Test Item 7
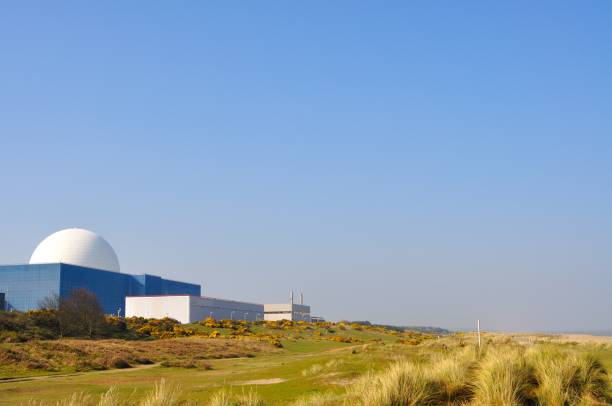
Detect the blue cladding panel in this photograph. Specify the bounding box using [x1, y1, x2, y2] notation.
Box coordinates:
[129, 275, 146, 296]
[143, 274, 162, 294]
[59, 264, 131, 315]
[0, 264, 61, 311]
[0, 263, 201, 314]
[162, 278, 201, 296]
[133, 274, 200, 296]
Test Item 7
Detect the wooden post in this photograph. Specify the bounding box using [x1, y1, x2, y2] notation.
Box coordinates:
[477, 319, 481, 350]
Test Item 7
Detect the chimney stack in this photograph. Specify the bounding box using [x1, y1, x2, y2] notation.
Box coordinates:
[300, 292, 304, 305]
[290, 290, 294, 305]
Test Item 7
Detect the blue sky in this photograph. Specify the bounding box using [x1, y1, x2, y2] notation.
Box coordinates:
[1, 2, 611, 331]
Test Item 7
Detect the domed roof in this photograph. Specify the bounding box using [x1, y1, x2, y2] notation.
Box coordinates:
[29, 228, 120, 273]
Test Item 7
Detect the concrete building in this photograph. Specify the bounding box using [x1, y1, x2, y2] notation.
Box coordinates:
[126, 295, 264, 323]
[0, 229, 200, 314]
[263, 291, 311, 321]
[263, 303, 311, 321]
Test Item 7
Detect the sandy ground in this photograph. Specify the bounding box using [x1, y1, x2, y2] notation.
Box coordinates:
[552, 334, 612, 344]
[475, 332, 612, 345]
[237, 378, 287, 385]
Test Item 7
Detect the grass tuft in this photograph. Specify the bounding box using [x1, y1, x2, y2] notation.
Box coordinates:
[471, 346, 536, 406]
[139, 379, 181, 406]
[97, 386, 120, 406]
[208, 388, 265, 406]
[348, 360, 444, 406]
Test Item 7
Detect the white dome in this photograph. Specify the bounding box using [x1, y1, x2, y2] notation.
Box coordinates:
[30, 228, 120, 273]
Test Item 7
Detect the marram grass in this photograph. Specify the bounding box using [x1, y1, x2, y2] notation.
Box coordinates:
[344, 343, 609, 406]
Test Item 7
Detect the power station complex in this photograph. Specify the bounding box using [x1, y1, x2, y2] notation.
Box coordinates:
[0, 228, 311, 323]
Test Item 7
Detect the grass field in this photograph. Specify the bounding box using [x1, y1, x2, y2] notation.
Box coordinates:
[0, 323, 610, 405]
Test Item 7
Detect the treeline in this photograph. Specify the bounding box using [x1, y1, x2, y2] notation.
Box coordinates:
[350, 320, 450, 335]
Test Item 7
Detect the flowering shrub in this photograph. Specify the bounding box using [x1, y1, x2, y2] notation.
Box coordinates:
[201, 317, 220, 328]
[104, 315, 127, 332]
[327, 335, 360, 343]
[125, 317, 184, 339]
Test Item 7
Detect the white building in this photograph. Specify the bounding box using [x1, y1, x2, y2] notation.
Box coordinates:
[263, 303, 311, 322]
[126, 295, 264, 324]
[126, 292, 311, 324]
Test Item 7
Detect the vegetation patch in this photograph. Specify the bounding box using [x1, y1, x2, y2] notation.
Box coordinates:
[0, 337, 274, 376]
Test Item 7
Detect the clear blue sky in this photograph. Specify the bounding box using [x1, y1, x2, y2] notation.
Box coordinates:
[1, 2, 611, 332]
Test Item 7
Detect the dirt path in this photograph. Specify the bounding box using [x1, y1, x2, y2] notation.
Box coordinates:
[0, 362, 160, 384]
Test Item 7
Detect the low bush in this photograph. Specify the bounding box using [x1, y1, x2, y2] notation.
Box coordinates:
[108, 357, 131, 369]
[159, 358, 212, 369]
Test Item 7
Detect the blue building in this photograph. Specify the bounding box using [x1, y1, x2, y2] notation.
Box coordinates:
[0, 228, 201, 315]
[0, 263, 200, 314]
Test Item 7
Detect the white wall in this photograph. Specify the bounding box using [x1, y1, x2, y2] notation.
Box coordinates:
[127, 296, 312, 323]
[126, 295, 191, 323]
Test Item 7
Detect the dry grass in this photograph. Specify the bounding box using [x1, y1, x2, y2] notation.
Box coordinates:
[429, 346, 478, 403]
[344, 342, 609, 406]
[301, 358, 346, 377]
[526, 346, 610, 405]
[140, 379, 182, 406]
[349, 360, 444, 405]
[470, 347, 536, 406]
[301, 363, 324, 377]
[21, 336, 611, 406]
[344, 345, 477, 405]
[25, 379, 182, 406]
[289, 392, 343, 406]
[1, 337, 275, 373]
[97, 386, 120, 405]
[207, 388, 266, 406]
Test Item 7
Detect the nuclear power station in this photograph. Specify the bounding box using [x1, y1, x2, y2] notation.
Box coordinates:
[0, 228, 312, 323]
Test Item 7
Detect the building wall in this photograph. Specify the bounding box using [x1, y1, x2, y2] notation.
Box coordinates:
[264, 303, 311, 321]
[189, 296, 263, 322]
[60, 263, 131, 315]
[125, 295, 192, 323]
[130, 274, 201, 296]
[125, 295, 265, 323]
[0, 263, 201, 314]
[0, 264, 61, 311]
[162, 278, 201, 296]
[263, 312, 291, 321]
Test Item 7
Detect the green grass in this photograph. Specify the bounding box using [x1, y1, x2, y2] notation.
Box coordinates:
[0, 324, 413, 405]
[0, 329, 609, 405]
[279, 339, 347, 353]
